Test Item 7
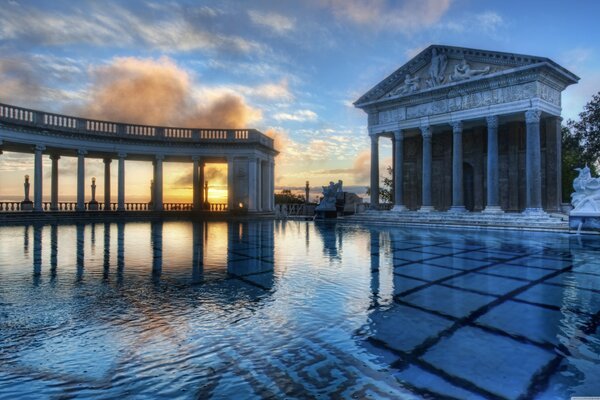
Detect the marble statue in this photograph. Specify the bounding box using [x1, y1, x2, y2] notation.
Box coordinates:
[450, 59, 491, 82]
[427, 48, 447, 87]
[390, 74, 419, 96]
[571, 165, 600, 214]
[316, 180, 343, 211]
[89, 177, 99, 210]
[23, 175, 31, 202]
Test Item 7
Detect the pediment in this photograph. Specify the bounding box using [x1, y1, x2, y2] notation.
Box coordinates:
[354, 45, 578, 107]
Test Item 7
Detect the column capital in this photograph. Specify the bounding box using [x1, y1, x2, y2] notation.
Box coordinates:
[191, 155, 201, 162]
[369, 132, 379, 140]
[103, 157, 112, 164]
[420, 125, 432, 139]
[525, 109, 542, 124]
[35, 144, 46, 152]
[451, 121, 463, 134]
[486, 115, 499, 129]
[77, 149, 88, 156]
[49, 154, 61, 161]
[117, 152, 127, 159]
[155, 154, 165, 161]
[393, 129, 404, 141]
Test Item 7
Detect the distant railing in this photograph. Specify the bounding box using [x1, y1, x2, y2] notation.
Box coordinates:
[0, 201, 229, 212]
[0, 102, 275, 149]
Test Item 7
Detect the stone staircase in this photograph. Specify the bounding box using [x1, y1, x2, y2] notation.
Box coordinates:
[342, 210, 570, 232]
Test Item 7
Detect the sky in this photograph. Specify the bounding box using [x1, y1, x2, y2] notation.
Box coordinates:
[0, 0, 599, 202]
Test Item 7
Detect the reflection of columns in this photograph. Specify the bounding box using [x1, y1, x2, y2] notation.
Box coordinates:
[153, 155, 164, 211]
[33, 224, 42, 277]
[103, 222, 111, 274]
[483, 116, 502, 213]
[369, 134, 379, 208]
[50, 154, 60, 211]
[151, 221, 163, 281]
[525, 109, 543, 213]
[192, 156, 200, 210]
[117, 153, 126, 211]
[76, 223, 84, 280]
[192, 221, 204, 283]
[369, 230, 380, 304]
[450, 121, 466, 212]
[103, 158, 111, 211]
[248, 157, 258, 211]
[392, 130, 406, 211]
[227, 157, 235, 210]
[419, 125, 434, 212]
[34, 145, 45, 212]
[50, 224, 58, 277]
[76, 149, 87, 211]
[257, 160, 262, 211]
[117, 222, 125, 281]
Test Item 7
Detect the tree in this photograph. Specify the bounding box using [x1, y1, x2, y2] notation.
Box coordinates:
[365, 166, 393, 203]
[274, 189, 305, 204]
[562, 91, 600, 201]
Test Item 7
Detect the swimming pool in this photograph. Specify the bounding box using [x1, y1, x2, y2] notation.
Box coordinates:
[0, 220, 598, 398]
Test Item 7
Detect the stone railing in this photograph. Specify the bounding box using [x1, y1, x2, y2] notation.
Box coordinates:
[0, 102, 275, 149]
[0, 202, 229, 212]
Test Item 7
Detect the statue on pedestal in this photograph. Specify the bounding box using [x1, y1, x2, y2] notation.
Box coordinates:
[88, 177, 99, 210]
[315, 180, 345, 219]
[21, 175, 33, 210]
[571, 165, 600, 214]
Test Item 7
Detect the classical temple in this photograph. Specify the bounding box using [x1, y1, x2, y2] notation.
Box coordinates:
[355, 45, 579, 214]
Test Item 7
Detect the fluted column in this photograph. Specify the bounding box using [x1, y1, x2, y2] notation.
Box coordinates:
[192, 156, 200, 210]
[154, 154, 164, 211]
[370, 133, 379, 209]
[268, 160, 275, 212]
[525, 109, 544, 214]
[483, 116, 502, 213]
[34, 145, 45, 212]
[50, 154, 60, 211]
[392, 130, 406, 211]
[199, 160, 205, 209]
[257, 160, 263, 211]
[248, 157, 258, 211]
[227, 157, 235, 211]
[450, 121, 466, 212]
[418, 125, 434, 212]
[117, 153, 126, 211]
[76, 149, 87, 211]
[103, 158, 111, 210]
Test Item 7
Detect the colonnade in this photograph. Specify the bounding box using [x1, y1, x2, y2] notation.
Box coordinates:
[370, 108, 552, 214]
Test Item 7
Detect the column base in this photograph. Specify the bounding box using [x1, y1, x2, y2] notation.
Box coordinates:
[522, 207, 546, 216]
[482, 205, 504, 214]
[391, 205, 407, 212]
[369, 204, 380, 211]
[449, 206, 467, 213]
[417, 205, 435, 213]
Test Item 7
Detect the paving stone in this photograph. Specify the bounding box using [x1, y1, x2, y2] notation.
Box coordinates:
[422, 326, 555, 399]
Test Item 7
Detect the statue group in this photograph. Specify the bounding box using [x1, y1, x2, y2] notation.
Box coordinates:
[571, 165, 600, 214]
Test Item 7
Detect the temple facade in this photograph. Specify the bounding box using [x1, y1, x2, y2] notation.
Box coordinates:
[355, 45, 579, 214]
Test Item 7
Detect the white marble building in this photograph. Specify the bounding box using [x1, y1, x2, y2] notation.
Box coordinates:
[355, 45, 579, 214]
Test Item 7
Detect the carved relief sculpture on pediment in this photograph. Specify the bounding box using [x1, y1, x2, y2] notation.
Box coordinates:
[390, 74, 420, 96]
[426, 48, 448, 87]
[449, 59, 491, 82]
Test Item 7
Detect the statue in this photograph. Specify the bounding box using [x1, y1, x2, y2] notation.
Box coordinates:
[21, 174, 33, 210]
[390, 74, 419, 96]
[315, 180, 343, 218]
[89, 177, 99, 210]
[571, 165, 600, 214]
[450, 59, 491, 82]
[426, 48, 447, 87]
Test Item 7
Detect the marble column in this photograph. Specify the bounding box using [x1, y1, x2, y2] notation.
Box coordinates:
[450, 121, 466, 212]
[525, 109, 544, 214]
[257, 160, 263, 211]
[261, 160, 269, 211]
[192, 156, 200, 210]
[50, 154, 60, 211]
[34, 145, 45, 212]
[248, 157, 258, 211]
[483, 115, 502, 213]
[117, 153, 126, 211]
[369, 133, 379, 209]
[392, 130, 406, 211]
[268, 160, 275, 212]
[227, 157, 235, 211]
[76, 149, 87, 211]
[103, 158, 111, 211]
[418, 126, 434, 212]
[199, 160, 205, 209]
[154, 155, 164, 211]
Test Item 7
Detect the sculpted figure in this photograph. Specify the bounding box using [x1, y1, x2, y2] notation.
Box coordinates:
[427, 48, 447, 87]
[390, 74, 419, 96]
[317, 181, 338, 211]
[571, 165, 600, 213]
[450, 59, 491, 82]
[23, 175, 30, 201]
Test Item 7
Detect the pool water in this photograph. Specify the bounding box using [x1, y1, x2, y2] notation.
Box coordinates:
[0, 220, 599, 399]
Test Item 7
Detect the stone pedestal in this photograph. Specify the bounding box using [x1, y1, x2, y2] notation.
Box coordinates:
[569, 213, 600, 231]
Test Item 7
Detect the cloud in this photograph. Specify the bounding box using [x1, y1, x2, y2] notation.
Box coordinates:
[273, 109, 318, 122]
[71, 56, 261, 128]
[248, 10, 295, 34]
[318, 0, 451, 33]
[0, 1, 262, 54]
[437, 10, 506, 37]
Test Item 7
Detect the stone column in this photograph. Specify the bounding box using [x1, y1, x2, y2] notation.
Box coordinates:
[483, 115, 502, 213]
[50, 154, 60, 211]
[199, 160, 205, 209]
[261, 160, 269, 211]
[248, 157, 258, 211]
[269, 160, 275, 212]
[525, 109, 544, 214]
[103, 158, 111, 210]
[227, 157, 235, 211]
[117, 153, 126, 211]
[33, 145, 45, 212]
[154, 154, 164, 211]
[76, 149, 87, 211]
[192, 156, 200, 210]
[257, 160, 263, 211]
[392, 130, 406, 211]
[418, 125, 434, 212]
[369, 133, 379, 209]
[450, 121, 466, 212]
